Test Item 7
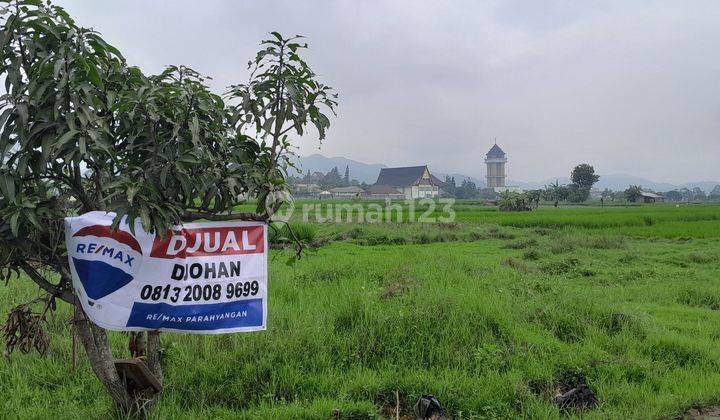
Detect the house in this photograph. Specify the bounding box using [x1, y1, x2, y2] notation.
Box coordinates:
[374, 166, 440, 199]
[317, 190, 332, 199]
[637, 191, 665, 203]
[293, 183, 320, 197]
[366, 184, 405, 200]
[329, 186, 365, 198]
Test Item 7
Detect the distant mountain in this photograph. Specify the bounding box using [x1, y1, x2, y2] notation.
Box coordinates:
[293, 154, 386, 183]
[294, 154, 719, 192]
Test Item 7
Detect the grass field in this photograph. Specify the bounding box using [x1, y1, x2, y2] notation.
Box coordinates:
[2, 202, 720, 418]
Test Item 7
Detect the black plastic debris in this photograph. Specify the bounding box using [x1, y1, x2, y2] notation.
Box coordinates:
[414, 395, 445, 419]
[553, 383, 598, 411]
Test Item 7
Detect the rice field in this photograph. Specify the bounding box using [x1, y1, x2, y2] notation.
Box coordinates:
[1, 202, 719, 418]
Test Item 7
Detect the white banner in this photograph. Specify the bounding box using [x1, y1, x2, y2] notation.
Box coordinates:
[64, 211, 267, 334]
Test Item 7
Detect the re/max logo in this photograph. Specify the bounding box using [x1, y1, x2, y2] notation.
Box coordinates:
[76, 243, 135, 266]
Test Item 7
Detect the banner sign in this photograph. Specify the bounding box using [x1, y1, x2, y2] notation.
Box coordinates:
[65, 211, 267, 334]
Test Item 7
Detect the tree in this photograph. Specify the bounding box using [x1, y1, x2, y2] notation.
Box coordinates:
[525, 189, 542, 209]
[0, 1, 336, 413]
[544, 181, 562, 207]
[567, 163, 599, 203]
[498, 191, 532, 212]
[456, 179, 479, 199]
[567, 184, 590, 203]
[678, 187, 693, 202]
[709, 185, 720, 202]
[665, 190, 682, 202]
[443, 176, 457, 197]
[320, 166, 343, 189]
[343, 165, 350, 185]
[692, 187, 706, 202]
[227, 31, 337, 212]
[570, 163, 600, 190]
[625, 185, 643, 202]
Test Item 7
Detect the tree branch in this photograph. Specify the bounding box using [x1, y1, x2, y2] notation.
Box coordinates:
[18, 261, 74, 304]
[279, 123, 296, 137]
[180, 211, 267, 222]
[281, 220, 303, 259]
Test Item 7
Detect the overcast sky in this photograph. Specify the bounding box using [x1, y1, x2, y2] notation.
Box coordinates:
[57, 0, 720, 183]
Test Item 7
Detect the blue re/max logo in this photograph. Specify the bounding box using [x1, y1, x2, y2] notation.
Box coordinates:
[76, 243, 135, 266]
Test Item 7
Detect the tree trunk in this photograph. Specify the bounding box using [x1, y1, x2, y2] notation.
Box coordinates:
[146, 331, 163, 381]
[73, 304, 132, 410]
[73, 304, 164, 414]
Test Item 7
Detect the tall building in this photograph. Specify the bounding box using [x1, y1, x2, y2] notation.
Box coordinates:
[485, 143, 507, 188]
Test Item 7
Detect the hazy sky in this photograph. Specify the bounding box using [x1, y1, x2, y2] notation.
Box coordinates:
[57, 0, 720, 183]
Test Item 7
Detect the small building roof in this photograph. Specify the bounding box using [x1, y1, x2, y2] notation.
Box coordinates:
[640, 191, 663, 198]
[366, 185, 402, 195]
[329, 186, 365, 193]
[375, 166, 428, 187]
[486, 144, 506, 158]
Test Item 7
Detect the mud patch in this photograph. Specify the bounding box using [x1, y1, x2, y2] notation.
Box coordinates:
[529, 369, 598, 413]
[680, 406, 720, 419]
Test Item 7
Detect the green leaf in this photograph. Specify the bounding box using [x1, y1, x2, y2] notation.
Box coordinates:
[41, 135, 52, 162]
[53, 58, 65, 78]
[0, 108, 14, 130]
[16, 103, 28, 127]
[106, 90, 116, 108]
[139, 206, 151, 232]
[9, 212, 19, 237]
[55, 129, 79, 149]
[86, 64, 104, 89]
[2, 174, 15, 201]
[127, 186, 138, 204]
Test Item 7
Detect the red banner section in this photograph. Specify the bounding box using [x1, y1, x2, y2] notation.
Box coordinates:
[150, 226, 265, 259]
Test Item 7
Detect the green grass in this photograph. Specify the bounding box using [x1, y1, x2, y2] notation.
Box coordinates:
[2, 202, 720, 418]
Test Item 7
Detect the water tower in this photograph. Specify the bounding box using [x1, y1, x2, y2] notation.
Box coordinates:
[485, 143, 507, 188]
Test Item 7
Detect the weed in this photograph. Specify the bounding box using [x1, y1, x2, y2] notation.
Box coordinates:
[487, 226, 516, 239]
[523, 248, 541, 260]
[589, 235, 626, 249]
[678, 288, 720, 310]
[550, 237, 577, 254]
[503, 238, 538, 249]
[541, 258, 580, 275]
[687, 252, 713, 264]
[502, 257, 534, 273]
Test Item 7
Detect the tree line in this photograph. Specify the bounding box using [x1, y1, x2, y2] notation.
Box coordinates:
[288, 165, 361, 190]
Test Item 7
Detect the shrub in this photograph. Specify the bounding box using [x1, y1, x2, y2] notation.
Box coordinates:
[270, 223, 317, 245]
[541, 258, 580, 275]
[498, 191, 533, 212]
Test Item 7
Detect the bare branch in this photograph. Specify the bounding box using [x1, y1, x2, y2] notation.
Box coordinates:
[280, 221, 303, 259]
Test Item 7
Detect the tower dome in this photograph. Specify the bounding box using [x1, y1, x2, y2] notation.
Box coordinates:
[486, 144, 506, 158]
